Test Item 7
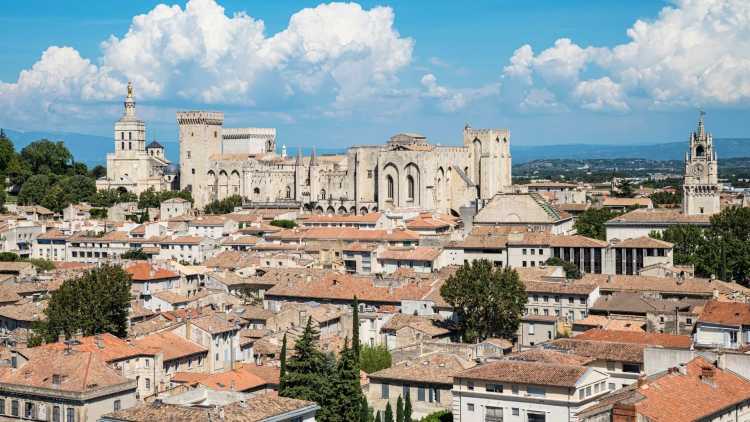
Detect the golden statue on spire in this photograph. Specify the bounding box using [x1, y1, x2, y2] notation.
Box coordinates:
[127, 81, 133, 97]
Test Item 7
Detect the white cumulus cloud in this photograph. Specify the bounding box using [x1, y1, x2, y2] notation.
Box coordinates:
[0, 0, 413, 128]
[502, 0, 750, 112]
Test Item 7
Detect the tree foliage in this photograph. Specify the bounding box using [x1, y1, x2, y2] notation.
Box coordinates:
[359, 344, 392, 374]
[121, 248, 149, 260]
[574, 208, 617, 240]
[204, 194, 243, 214]
[90, 189, 138, 208]
[545, 257, 582, 279]
[138, 187, 193, 209]
[613, 179, 635, 198]
[18, 174, 51, 205]
[20, 139, 72, 175]
[649, 207, 750, 284]
[29, 264, 131, 346]
[440, 259, 527, 343]
[270, 219, 297, 229]
[650, 191, 682, 206]
[419, 411, 453, 422]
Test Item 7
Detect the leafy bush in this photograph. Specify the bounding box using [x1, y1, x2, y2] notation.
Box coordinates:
[360, 344, 392, 373]
[270, 219, 297, 229]
[420, 411, 452, 422]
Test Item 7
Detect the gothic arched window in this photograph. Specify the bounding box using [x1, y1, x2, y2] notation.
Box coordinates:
[286, 186, 291, 199]
[407, 175, 415, 200]
[320, 189, 327, 200]
[696, 145, 705, 157]
[386, 175, 394, 200]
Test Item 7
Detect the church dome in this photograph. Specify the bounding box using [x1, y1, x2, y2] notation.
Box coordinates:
[146, 140, 164, 149]
[165, 163, 179, 174]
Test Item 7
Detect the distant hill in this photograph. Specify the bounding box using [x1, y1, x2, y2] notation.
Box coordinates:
[3, 128, 750, 166]
[512, 138, 750, 163]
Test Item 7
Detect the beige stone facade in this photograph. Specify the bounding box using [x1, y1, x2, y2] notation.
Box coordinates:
[97, 83, 174, 194]
[178, 113, 513, 213]
[683, 112, 721, 216]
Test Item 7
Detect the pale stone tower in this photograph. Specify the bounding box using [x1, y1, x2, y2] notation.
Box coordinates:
[177, 111, 224, 208]
[463, 125, 512, 200]
[294, 148, 305, 201]
[309, 148, 320, 201]
[683, 111, 720, 216]
[114, 82, 146, 156]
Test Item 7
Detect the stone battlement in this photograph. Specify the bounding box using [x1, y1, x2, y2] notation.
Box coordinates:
[176, 111, 224, 125]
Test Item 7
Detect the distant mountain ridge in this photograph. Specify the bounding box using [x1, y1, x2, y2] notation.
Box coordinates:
[3, 128, 749, 165]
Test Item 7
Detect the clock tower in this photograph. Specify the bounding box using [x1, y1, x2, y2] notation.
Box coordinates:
[683, 111, 720, 216]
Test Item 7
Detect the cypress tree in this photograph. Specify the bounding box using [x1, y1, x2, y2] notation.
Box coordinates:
[334, 338, 363, 421]
[375, 411, 382, 422]
[282, 318, 330, 417]
[279, 333, 287, 394]
[396, 396, 404, 422]
[404, 392, 412, 422]
[384, 402, 394, 422]
[359, 395, 370, 422]
[352, 296, 361, 358]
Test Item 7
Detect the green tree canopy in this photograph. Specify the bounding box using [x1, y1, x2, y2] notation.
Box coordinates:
[614, 179, 635, 198]
[204, 194, 243, 214]
[359, 344, 392, 374]
[440, 260, 527, 343]
[574, 208, 616, 240]
[270, 219, 297, 229]
[18, 174, 51, 205]
[20, 139, 72, 174]
[30, 264, 132, 345]
[545, 257, 582, 279]
[0, 129, 15, 174]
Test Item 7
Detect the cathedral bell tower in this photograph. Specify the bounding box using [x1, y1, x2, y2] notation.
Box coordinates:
[683, 111, 720, 216]
[114, 82, 146, 155]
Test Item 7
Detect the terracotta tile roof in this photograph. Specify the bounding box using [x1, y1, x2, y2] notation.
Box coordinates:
[220, 236, 259, 246]
[191, 314, 238, 334]
[39, 333, 152, 362]
[698, 300, 750, 326]
[611, 236, 673, 249]
[0, 299, 47, 322]
[573, 329, 692, 348]
[170, 371, 209, 385]
[573, 315, 646, 332]
[189, 215, 230, 226]
[548, 235, 608, 248]
[104, 394, 317, 422]
[210, 271, 254, 287]
[0, 348, 133, 393]
[130, 224, 146, 235]
[204, 251, 259, 270]
[378, 246, 442, 261]
[557, 203, 590, 212]
[576, 274, 725, 297]
[36, 229, 68, 240]
[405, 213, 456, 230]
[134, 331, 207, 361]
[68, 230, 130, 242]
[602, 197, 653, 207]
[239, 364, 280, 385]
[579, 357, 750, 421]
[545, 338, 645, 363]
[606, 208, 711, 225]
[302, 212, 383, 224]
[343, 242, 378, 252]
[268, 227, 420, 243]
[159, 235, 207, 245]
[266, 271, 441, 304]
[505, 349, 595, 366]
[153, 290, 193, 305]
[382, 314, 450, 337]
[523, 280, 597, 295]
[198, 367, 267, 392]
[456, 359, 587, 388]
[369, 352, 473, 383]
[126, 262, 179, 281]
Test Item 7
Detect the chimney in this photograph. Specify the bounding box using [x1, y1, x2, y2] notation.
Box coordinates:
[95, 334, 104, 349]
[701, 366, 716, 384]
[607, 275, 613, 284]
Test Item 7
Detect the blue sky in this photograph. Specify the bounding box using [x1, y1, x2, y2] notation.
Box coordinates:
[1, 0, 748, 150]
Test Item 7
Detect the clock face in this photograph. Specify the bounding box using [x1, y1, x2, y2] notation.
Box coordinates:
[691, 163, 705, 176]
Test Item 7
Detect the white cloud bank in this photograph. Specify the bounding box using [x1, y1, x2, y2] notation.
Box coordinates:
[503, 0, 750, 112]
[0, 0, 413, 126]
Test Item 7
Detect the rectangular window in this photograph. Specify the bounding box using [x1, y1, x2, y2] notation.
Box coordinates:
[486, 383, 503, 393]
[67, 408, 74, 422]
[531, 249, 535, 255]
[527, 386, 546, 397]
[53, 406, 60, 422]
[512, 408, 520, 416]
[586, 386, 592, 397]
[403, 384, 409, 399]
[512, 384, 519, 395]
[467, 381, 474, 390]
[522, 248, 527, 255]
[418, 386, 426, 401]
[11, 401, 18, 417]
[467, 403, 474, 412]
[0, 399, 4, 415]
[145, 378, 151, 389]
[608, 383, 615, 391]
[114, 400, 121, 411]
[623, 363, 641, 373]
[381, 383, 389, 399]
[607, 361, 615, 371]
